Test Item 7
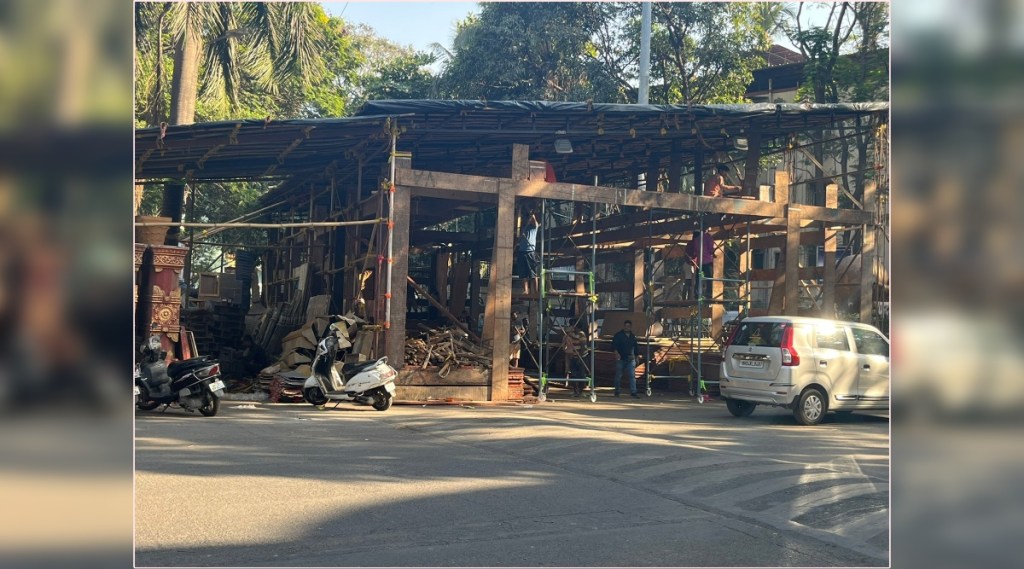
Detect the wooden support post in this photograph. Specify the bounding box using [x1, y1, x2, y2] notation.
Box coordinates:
[486, 181, 515, 401]
[775, 170, 790, 205]
[434, 251, 450, 308]
[742, 129, 762, 197]
[669, 139, 682, 193]
[632, 249, 645, 312]
[859, 181, 877, 324]
[469, 257, 482, 335]
[646, 154, 660, 192]
[822, 183, 839, 317]
[739, 231, 752, 314]
[784, 206, 801, 315]
[694, 147, 704, 195]
[385, 159, 412, 368]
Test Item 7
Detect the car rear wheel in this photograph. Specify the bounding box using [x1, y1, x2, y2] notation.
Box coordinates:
[726, 398, 756, 417]
[793, 387, 826, 425]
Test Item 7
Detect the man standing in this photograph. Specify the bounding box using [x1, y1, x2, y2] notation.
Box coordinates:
[703, 163, 742, 197]
[517, 209, 540, 294]
[612, 320, 641, 398]
[685, 229, 716, 300]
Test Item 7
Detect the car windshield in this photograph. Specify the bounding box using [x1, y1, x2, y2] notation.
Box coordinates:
[731, 322, 788, 347]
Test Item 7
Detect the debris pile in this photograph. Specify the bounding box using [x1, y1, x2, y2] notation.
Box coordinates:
[404, 326, 491, 377]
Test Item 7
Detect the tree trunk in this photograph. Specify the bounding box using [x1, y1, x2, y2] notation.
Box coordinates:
[163, 25, 201, 245]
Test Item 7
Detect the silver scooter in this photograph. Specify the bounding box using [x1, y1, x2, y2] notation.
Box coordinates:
[302, 316, 398, 411]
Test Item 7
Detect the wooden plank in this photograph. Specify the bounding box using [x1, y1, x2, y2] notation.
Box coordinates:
[385, 183, 411, 367]
[469, 259, 482, 334]
[784, 206, 801, 315]
[407, 276, 481, 342]
[397, 367, 490, 387]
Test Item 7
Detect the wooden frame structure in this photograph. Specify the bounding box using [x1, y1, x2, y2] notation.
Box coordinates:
[135, 100, 888, 402]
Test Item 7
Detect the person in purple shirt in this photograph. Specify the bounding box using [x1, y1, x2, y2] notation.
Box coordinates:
[685, 229, 716, 300]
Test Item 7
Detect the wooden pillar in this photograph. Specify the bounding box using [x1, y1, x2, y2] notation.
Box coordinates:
[469, 257, 482, 335]
[822, 183, 839, 317]
[859, 181, 877, 324]
[784, 206, 801, 315]
[738, 230, 752, 315]
[742, 129, 762, 197]
[385, 158, 412, 368]
[646, 154, 660, 192]
[632, 249, 645, 312]
[483, 144, 526, 401]
[774, 170, 790, 204]
[694, 147, 704, 195]
[669, 139, 682, 193]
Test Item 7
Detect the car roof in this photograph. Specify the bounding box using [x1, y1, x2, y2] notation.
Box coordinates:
[738, 315, 886, 334]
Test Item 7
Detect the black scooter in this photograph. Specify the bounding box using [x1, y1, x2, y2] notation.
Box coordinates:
[135, 335, 225, 416]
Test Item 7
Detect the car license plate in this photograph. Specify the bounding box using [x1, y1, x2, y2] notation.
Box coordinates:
[738, 359, 765, 369]
[384, 382, 396, 393]
[133, 385, 141, 396]
[208, 380, 225, 392]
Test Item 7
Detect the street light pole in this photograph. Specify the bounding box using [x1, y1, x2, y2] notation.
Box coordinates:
[639, 2, 652, 105]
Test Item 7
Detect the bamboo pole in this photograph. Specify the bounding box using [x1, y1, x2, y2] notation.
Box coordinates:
[134, 219, 383, 229]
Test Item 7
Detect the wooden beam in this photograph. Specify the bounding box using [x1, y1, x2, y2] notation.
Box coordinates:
[712, 244, 725, 337]
[396, 167, 787, 217]
[469, 258, 482, 336]
[797, 205, 873, 225]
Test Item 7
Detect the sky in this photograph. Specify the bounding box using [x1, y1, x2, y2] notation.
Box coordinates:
[321, 1, 480, 54]
[321, 2, 839, 60]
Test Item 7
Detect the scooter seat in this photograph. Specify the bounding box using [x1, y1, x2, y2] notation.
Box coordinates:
[168, 356, 214, 376]
[342, 360, 378, 375]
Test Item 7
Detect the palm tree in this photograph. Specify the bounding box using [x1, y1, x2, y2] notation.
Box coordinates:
[135, 2, 329, 243]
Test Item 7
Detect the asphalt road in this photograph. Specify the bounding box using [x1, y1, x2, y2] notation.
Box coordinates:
[135, 391, 889, 567]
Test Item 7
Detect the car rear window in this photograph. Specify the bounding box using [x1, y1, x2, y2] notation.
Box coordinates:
[730, 322, 788, 347]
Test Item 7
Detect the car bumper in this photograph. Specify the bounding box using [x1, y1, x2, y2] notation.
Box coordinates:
[719, 384, 795, 407]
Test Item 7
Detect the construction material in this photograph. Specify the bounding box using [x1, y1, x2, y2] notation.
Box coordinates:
[404, 326, 491, 377]
[407, 276, 481, 342]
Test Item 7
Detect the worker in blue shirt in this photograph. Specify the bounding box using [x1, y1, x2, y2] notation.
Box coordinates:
[612, 320, 642, 398]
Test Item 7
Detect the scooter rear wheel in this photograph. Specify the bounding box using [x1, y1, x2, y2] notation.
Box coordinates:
[199, 393, 220, 417]
[304, 387, 328, 406]
[371, 388, 393, 411]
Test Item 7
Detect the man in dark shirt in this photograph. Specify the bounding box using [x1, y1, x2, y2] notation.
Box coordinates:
[611, 320, 641, 397]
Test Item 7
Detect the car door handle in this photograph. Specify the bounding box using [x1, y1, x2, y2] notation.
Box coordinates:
[862, 365, 871, 370]
[819, 360, 828, 367]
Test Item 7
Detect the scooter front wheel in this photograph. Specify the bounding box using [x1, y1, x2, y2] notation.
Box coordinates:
[135, 385, 160, 411]
[371, 388, 393, 411]
[304, 387, 328, 406]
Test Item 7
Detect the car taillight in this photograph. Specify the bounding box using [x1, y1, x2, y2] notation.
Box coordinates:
[780, 325, 800, 366]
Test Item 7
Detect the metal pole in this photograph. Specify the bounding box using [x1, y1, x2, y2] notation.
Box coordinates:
[590, 200, 597, 398]
[639, 2, 652, 105]
[539, 199, 546, 397]
[385, 124, 397, 330]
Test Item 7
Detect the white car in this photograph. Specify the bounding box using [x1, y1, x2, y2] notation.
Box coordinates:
[719, 316, 889, 425]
